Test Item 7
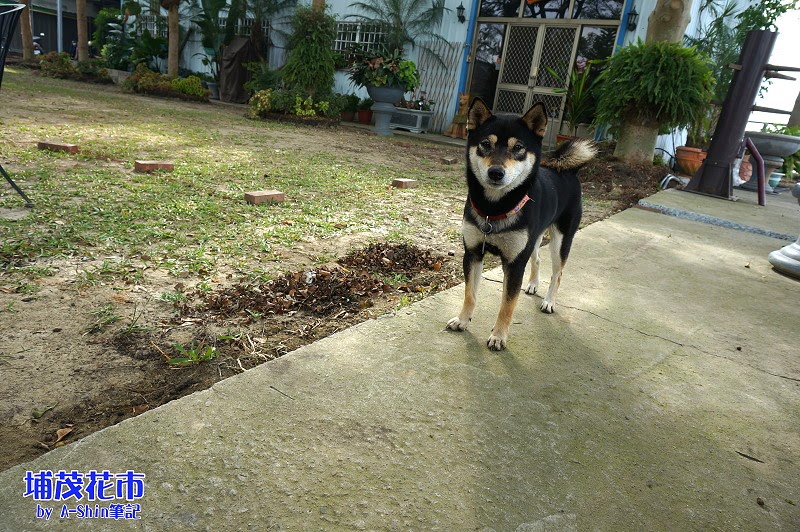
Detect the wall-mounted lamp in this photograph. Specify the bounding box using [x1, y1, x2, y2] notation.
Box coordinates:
[626, 6, 639, 31]
[456, 2, 466, 23]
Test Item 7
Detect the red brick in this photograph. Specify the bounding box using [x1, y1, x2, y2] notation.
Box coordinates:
[134, 161, 174, 173]
[37, 141, 79, 154]
[391, 178, 418, 189]
[244, 190, 285, 204]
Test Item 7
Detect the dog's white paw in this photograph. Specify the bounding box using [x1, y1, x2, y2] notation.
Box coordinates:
[524, 283, 538, 295]
[447, 316, 470, 331]
[487, 334, 507, 351]
[540, 300, 555, 314]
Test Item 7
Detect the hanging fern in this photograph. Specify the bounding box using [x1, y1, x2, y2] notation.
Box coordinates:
[594, 40, 715, 132]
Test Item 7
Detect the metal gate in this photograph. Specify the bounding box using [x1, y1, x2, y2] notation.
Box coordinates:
[493, 24, 579, 121]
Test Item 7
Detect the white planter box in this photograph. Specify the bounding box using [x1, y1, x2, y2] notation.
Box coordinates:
[389, 108, 434, 134]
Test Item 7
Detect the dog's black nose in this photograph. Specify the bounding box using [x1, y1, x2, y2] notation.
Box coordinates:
[488, 166, 505, 181]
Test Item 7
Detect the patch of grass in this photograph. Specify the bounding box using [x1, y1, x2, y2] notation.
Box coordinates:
[86, 304, 121, 334]
[0, 69, 465, 287]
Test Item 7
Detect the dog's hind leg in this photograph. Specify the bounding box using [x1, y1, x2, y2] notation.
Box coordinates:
[524, 232, 545, 295]
[541, 225, 566, 314]
[447, 250, 483, 331]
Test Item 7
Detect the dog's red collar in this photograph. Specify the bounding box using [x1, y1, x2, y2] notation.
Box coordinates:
[470, 194, 532, 221]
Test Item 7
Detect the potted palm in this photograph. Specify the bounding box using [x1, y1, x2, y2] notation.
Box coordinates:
[546, 64, 599, 142]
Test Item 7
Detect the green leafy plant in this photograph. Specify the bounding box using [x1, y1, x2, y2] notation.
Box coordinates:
[243, 62, 282, 94]
[281, 6, 337, 97]
[594, 40, 714, 135]
[545, 63, 600, 136]
[39, 52, 112, 83]
[171, 75, 210, 98]
[341, 93, 361, 113]
[101, 18, 136, 71]
[348, 48, 419, 91]
[39, 52, 77, 79]
[358, 97, 374, 110]
[167, 342, 217, 366]
[123, 64, 210, 101]
[190, 0, 227, 82]
[130, 29, 168, 72]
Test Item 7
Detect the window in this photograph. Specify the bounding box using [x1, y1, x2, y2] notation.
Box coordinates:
[334, 22, 387, 62]
[137, 15, 168, 39]
[217, 17, 270, 38]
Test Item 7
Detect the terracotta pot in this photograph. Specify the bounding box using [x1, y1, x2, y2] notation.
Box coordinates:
[357, 109, 373, 124]
[341, 111, 355, 122]
[675, 146, 706, 175]
[739, 154, 752, 181]
[556, 134, 576, 144]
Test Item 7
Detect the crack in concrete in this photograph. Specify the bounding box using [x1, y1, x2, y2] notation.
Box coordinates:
[559, 303, 800, 384]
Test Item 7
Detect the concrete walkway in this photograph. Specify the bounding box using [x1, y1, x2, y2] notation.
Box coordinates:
[1, 188, 798, 531]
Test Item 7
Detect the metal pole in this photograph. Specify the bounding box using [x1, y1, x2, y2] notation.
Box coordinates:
[684, 30, 777, 199]
[56, 0, 62, 52]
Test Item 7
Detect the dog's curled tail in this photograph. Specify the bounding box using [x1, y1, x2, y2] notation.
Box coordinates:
[542, 138, 597, 172]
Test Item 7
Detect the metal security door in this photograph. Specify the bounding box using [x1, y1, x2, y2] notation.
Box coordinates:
[494, 24, 578, 121]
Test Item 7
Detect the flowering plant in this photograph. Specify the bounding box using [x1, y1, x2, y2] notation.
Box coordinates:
[347, 48, 420, 92]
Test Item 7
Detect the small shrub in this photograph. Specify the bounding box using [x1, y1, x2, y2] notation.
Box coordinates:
[269, 89, 297, 114]
[123, 64, 208, 101]
[243, 62, 282, 95]
[39, 52, 77, 80]
[75, 59, 112, 83]
[248, 89, 337, 120]
[248, 89, 273, 118]
[39, 52, 112, 83]
[171, 76, 210, 99]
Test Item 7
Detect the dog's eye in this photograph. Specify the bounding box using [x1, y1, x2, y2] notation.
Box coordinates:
[479, 139, 492, 151]
[513, 143, 525, 153]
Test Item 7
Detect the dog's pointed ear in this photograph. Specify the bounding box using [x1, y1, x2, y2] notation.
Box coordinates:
[521, 102, 547, 137]
[468, 98, 492, 130]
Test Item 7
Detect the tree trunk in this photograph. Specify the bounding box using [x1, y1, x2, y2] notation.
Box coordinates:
[76, 0, 88, 61]
[613, 0, 693, 164]
[613, 115, 660, 165]
[645, 0, 692, 43]
[20, 0, 34, 62]
[168, 4, 179, 77]
[789, 90, 800, 128]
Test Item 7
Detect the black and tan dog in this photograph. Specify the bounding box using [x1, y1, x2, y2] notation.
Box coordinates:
[446, 98, 596, 351]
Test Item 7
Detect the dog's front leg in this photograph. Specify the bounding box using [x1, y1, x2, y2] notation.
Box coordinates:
[447, 249, 483, 331]
[487, 258, 526, 351]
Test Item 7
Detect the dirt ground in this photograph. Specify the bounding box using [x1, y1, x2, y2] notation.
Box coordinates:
[0, 105, 667, 470]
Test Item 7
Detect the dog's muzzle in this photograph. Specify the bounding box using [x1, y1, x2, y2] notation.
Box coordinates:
[487, 165, 505, 182]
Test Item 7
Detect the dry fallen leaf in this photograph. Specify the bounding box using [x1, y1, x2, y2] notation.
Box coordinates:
[54, 424, 74, 444]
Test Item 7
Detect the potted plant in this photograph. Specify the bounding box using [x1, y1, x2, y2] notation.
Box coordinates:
[594, 39, 714, 165]
[357, 97, 374, 124]
[389, 91, 435, 133]
[545, 64, 599, 142]
[340, 93, 360, 122]
[348, 47, 420, 103]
